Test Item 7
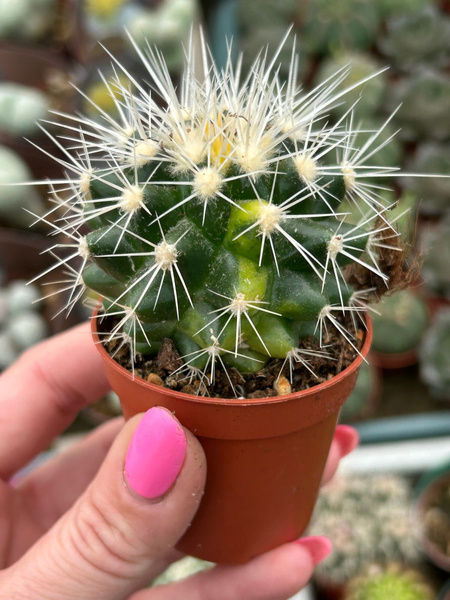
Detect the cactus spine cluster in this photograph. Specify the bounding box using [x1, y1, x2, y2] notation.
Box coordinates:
[37, 34, 404, 393]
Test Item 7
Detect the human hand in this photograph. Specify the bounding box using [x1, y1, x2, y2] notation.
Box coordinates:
[0, 322, 358, 600]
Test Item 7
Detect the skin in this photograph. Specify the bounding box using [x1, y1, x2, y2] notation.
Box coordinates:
[0, 322, 359, 600]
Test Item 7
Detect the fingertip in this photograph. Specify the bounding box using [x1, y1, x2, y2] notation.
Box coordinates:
[334, 424, 359, 457]
[294, 535, 332, 566]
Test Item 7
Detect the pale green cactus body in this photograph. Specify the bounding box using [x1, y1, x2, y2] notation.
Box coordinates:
[346, 566, 435, 600]
[420, 308, 450, 400]
[33, 35, 415, 394]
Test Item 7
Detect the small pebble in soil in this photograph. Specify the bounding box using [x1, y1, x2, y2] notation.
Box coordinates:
[147, 373, 164, 386]
[274, 376, 292, 396]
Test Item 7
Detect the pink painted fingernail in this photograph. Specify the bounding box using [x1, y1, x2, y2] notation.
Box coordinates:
[125, 407, 187, 499]
[295, 536, 332, 565]
[335, 424, 359, 456]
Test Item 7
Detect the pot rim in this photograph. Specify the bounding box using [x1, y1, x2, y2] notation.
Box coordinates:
[91, 306, 372, 407]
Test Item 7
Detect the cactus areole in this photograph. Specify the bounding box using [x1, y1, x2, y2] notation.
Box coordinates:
[35, 32, 409, 562]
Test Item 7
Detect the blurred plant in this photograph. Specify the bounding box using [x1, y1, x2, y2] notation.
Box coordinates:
[0, 0, 58, 44]
[345, 564, 435, 600]
[0, 83, 49, 138]
[378, 5, 450, 71]
[296, 0, 382, 55]
[421, 221, 450, 299]
[125, 0, 198, 72]
[0, 146, 43, 227]
[405, 143, 450, 215]
[315, 52, 386, 120]
[420, 308, 450, 400]
[339, 360, 378, 422]
[0, 279, 47, 370]
[387, 70, 450, 141]
[310, 473, 420, 586]
[85, 0, 127, 20]
[371, 291, 428, 355]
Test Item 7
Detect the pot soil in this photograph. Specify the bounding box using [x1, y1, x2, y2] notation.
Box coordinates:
[92, 311, 372, 564]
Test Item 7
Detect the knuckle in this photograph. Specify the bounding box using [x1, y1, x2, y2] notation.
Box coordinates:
[67, 492, 147, 581]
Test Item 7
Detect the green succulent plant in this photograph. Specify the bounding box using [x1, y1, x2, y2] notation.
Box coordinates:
[371, 291, 429, 355]
[33, 36, 426, 396]
[405, 143, 450, 215]
[346, 565, 435, 600]
[339, 360, 376, 422]
[420, 308, 450, 400]
[296, 0, 382, 55]
[379, 5, 450, 71]
[310, 474, 420, 586]
[421, 221, 450, 298]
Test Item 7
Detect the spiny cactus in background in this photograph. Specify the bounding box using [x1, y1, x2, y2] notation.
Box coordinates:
[0, 0, 57, 43]
[346, 565, 435, 600]
[370, 291, 429, 355]
[310, 474, 420, 586]
[30, 34, 431, 395]
[420, 309, 450, 400]
[421, 221, 450, 298]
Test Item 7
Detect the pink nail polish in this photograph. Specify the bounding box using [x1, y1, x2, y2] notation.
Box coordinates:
[125, 407, 187, 499]
[295, 536, 332, 565]
[335, 424, 359, 456]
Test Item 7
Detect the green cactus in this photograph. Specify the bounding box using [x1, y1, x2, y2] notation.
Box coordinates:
[34, 36, 418, 396]
[371, 291, 429, 355]
[421, 221, 450, 298]
[405, 143, 450, 215]
[379, 6, 450, 71]
[314, 52, 387, 121]
[387, 70, 450, 141]
[310, 474, 420, 586]
[296, 0, 382, 56]
[346, 565, 435, 600]
[339, 360, 376, 422]
[420, 309, 450, 400]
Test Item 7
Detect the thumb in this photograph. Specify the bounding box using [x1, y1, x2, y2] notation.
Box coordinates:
[2, 407, 206, 600]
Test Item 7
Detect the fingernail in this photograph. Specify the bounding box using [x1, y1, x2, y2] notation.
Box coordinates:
[295, 536, 332, 565]
[125, 407, 187, 499]
[335, 424, 359, 457]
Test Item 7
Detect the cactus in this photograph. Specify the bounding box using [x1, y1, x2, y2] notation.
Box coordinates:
[421, 221, 450, 298]
[387, 70, 450, 141]
[314, 52, 387, 121]
[0, 0, 57, 43]
[346, 565, 435, 600]
[33, 36, 427, 396]
[339, 360, 376, 422]
[296, 0, 382, 56]
[371, 291, 429, 355]
[378, 6, 450, 72]
[405, 143, 450, 215]
[310, 474, 420, 586]
[0, 83, 50, 137]
[419, 308, 450, 400]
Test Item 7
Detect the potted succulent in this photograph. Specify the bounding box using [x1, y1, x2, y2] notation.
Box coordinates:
[309, 473, 420, 598]
[419, 308, 450, 402]
[370, 290, 429, 369]
[31, 35, 421, 564]
[345, 564, 435, 600]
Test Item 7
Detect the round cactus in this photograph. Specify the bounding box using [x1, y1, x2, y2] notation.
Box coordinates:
[33, 36, 423, 395]
[346, 565, 435, 600]
[420, 308, 450, 400]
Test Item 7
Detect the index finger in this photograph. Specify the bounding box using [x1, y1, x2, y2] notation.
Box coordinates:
[0, 321, 111, 480]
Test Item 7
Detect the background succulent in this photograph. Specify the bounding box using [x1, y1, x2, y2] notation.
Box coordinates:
[309, 474, 420, 586]
[345, 564, 435, 600]
[419, 309, 450, 400]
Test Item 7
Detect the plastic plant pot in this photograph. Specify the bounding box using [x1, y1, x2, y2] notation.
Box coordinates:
[92, 309, 372, 564]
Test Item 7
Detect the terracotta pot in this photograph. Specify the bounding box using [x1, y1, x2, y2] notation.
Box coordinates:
[370, 348, 419, 370]
[92, 312, 372, 564]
